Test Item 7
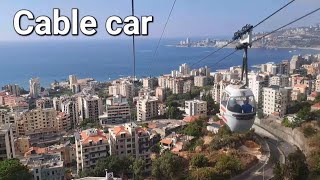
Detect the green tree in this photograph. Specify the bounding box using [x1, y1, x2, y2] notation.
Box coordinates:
[190, 154, 209, 168]
[150, 143, 161, 154]
[273, 161, 284, 180]
[166, 106, 184, 119]
[182, 119, 205, 137]
[297, 106, 312, 121]
[257, 110, 264, 119]
[0, 159, 33, 180]
[130, 157, 146, 180]
[214, 154, 242, 179]
[152, 151, 185, 180]
[190, 167, 217, 180]
[283, 149, 309, 180]
[282, 117, 293, 128]
[303, 125, 317, 138]
[83, 156, 131, 177]
[80, 119, 102, 129]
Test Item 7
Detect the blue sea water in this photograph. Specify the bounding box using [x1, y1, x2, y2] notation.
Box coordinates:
[0, 39, 319, 89]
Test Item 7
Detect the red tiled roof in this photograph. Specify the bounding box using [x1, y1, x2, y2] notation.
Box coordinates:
[310, 92, 318, 97]
[24, 147, 47, 157]
[293, 84, 307, 89]
[312, 103, 320, 109]
[80, 129, 108, 145]
[183, 116, 200, 123]
[112, 126, 130, 136]
[160, 138, 172, 145]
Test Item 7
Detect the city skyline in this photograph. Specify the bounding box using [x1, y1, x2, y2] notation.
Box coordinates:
[1, 0, 320, 41]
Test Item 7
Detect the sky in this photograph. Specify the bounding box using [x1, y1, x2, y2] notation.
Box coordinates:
[1, 0, 320, 41]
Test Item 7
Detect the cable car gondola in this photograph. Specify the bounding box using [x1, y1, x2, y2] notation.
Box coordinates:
[219, 25, 256, 132]
[220, 84, 256, 132]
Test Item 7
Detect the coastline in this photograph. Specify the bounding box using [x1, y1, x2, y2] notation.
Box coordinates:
[174, 45, 320, 51]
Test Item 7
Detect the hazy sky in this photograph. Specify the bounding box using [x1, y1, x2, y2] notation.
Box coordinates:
[1, 0, 320, 41]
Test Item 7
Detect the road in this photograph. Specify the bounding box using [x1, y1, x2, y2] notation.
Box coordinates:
[232, 124, 295, 180]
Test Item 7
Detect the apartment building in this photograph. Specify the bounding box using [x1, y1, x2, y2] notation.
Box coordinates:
[172, 79, 184, 94]
[179, 63, 191, 76]
[99, 96, 131, 125]
[36, 97, 54, 109]
[248, 73, 269, 108]
[25, 153, 64, 180]
[183, 80, 194, 94]
[269, 75, 289, 88]
[29, 77, 41, 98]
[263, 85, 289, 117]
[109, 123, 151, 170]
[155, 87, 166, 103]
[0, 124, 15, 160]
[78, 95, 103, 122]
[194, 76, 208, 87]
[137, 95, 159, 121]
[0, 111, 18, 137]
[56, 112, 71, 131]
[185, 99, 207, 117]
[61, 97, 79, 129]
[75, 128, 109, 173]
[16, 108, 67, 137]
[2, 84, 20, 96]
[212, 81, 229, 103]
[143, 77, 157, 90]
[69, 75, 78, 89]
[109, 81, 134, 100]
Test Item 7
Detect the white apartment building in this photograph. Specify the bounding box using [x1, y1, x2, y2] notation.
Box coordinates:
[0, 124, 15, 160]
[185, 99, 207, 117]
[99, 96, 131, 125]
[0, 111, 17, 138]
[172, 79, 184, 94]
[183, 80, 193, 94]
[212, 81, 229, 103]
[263, 86, 289, 117]
[248, 73, 269, 108]
[179, 63, 190, 76]
[109, 81, 134, 100]
[61, 97, 79, 129]
[143, 78, 157, 90]
[109, 123, 151, 170]
[316, 75, 320, 92]
[75, 128, 109, 173]
[29, 77, 41, 98]
[69, 75, 78, 89]
[26, 153, 64, 180]
[194, 76, 208, 87]
[290, 55, 304, 73]
[137, 95, 158, 121]
[78, 95, 103, 122]
[269, 75, 289, 88]
[155, 87, 166, 103]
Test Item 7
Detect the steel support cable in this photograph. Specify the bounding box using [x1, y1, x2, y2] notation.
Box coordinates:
[153, 0, 177, 57]
[209, 7, 320, 68]
[190, 0, 296, 68]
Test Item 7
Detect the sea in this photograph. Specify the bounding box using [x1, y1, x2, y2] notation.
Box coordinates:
[0, 39, 319, 89]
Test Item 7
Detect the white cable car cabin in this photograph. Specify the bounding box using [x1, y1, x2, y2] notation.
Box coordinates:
[220, 84, 256, 132]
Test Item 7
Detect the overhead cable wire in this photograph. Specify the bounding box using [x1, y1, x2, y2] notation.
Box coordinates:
[131, 0, 136, 123]
[208, 7, 320, 68]
[153, 0, 177, 57]
[190, 0, 296, 68]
